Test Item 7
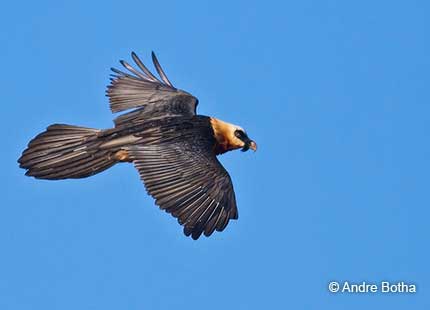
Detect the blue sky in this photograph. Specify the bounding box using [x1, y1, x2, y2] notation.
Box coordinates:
[1, 0, 429, 309]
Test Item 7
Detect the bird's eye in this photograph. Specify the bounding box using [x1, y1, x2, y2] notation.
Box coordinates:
[235, 130, 244, 139]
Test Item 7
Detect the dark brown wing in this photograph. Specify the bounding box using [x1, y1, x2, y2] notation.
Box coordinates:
[126, 130, 238, 240]
[106, 52, 198, 127]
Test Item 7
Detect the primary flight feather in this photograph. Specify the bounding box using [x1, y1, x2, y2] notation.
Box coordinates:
[18, 52, 257, 240]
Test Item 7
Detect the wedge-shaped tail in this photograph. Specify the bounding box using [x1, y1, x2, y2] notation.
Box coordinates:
[18, 124, 116, 180]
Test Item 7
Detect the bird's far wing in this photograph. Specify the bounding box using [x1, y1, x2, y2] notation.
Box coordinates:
[126, 135, 238, 240]
[106, 52, 198, 126]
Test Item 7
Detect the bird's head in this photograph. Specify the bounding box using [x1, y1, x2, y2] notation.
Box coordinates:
[210, 117, 257, 154]
[234, 128, 257, 152]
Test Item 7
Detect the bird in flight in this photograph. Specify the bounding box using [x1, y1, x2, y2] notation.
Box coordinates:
[18, 52, 257, 240]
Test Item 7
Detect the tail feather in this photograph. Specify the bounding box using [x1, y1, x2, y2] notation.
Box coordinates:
[18, 124, 117, 180]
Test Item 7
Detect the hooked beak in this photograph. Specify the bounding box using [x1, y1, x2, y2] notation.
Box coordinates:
[242, 139, 258, 152]
[249, 140, 257, 152]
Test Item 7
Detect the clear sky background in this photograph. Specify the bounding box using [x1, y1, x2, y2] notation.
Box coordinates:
[1, 0, 429, 309]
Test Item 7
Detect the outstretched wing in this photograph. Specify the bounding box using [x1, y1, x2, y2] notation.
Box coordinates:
[126, 129, 238, 240]
[106, 52, 198, 126]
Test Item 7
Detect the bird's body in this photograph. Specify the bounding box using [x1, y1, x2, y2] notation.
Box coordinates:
[18, 52, 256, 239]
